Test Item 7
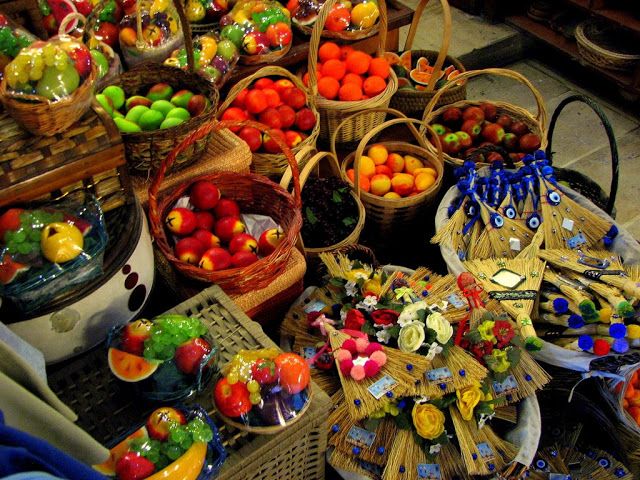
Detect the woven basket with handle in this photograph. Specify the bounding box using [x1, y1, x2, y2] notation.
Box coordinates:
[389, 0, 466, 118]
[148, 119, 303, 295]
[217, 66, 320, 178]
[103, 0, 219, 177]
[304, 0, 397, 144]
[280, 145, 366, 257]
[337, 108, 445, 235]
[422, 67, 548, 168]
[576, 20, 640, 72]
[293, 0, 380, 41]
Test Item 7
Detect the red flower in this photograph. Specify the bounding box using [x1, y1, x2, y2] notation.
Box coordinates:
[493, 320, 515, 348]
[344, 309, 366, 331]
[371, 309, 399, 326]
[470, 340, 493, 362]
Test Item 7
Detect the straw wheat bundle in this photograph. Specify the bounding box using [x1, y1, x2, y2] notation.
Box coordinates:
[568, 272, 635, 319]
[431, 198, 477, 260]
[543, 267, 600, 322]
[329, 448, 378, 479]
[540, 291, 579, 315]
[496, 350, 551, 404]
[493, 405, 518, 423]
[539, 313, 585, 328]
[331, 417, 396, 467]
[382, 428, 425, 480]
[516, 228, 545, 259]
[476, 201, 534, 259]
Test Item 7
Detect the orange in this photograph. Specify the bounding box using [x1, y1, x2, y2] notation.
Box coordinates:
[274, 352, 310, 394]
[302, 72, 310, 87]
[623, 398, 629, 409]
[338, 82, 362, 101]
[363, 75, 386, 97]
[340, 45, 355, 61]
[629, 406, 640, 424]
[318, 76, 340, 100]
[322, 59, 346, 80]
[626, 383, 636, 400]
[346, 169, 371, 192]
[342, 73, 363, 88]
[319, 42, 341, 63]
[632, 371, 639, 387]
[345, 50, 372, 75]
[368, 57, 390, 79]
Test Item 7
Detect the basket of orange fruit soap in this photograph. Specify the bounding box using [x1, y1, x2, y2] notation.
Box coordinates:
[335, 108, 444, 234]
[95, 0, 219, 177]
[388, 0, 466, 118]
[421, 67, 548, 168]
[148, 119, 303, 295]
[279, 145, 366, 257]
[217, 66, 320, 179]
[302, 0, 397, 144]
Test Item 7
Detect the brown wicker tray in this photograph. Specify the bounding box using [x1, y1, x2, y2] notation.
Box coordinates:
[47, 285, 330, 480]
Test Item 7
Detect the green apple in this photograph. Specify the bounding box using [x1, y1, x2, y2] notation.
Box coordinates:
[36, 62, 80, 101]
[90, 49, 109, 79]
[125, 105, 150, 123]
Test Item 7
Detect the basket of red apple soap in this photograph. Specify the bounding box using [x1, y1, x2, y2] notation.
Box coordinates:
[0, 35, 97, 136]
[217, 66, 320, 178]
[421, 67, 548, 168]
[147, 119, 303, 295]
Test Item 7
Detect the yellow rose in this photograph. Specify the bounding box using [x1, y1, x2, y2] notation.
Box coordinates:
[345, 267, 372, 282]
[398, 321, 425, 353]
[363, 278, 382, 297]
[489, 349, 511, 373]
[478, 320, 496, 343]
[456, 383, 483, 421]
[412, 403, 445, 440]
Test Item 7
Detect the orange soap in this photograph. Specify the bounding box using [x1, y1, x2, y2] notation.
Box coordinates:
[319, 42, 341, 62]
[346, 50, 372, 75]
[339, 83, 362, 101]
[318, 76, 340, 100]
[368, 57, 390, 79]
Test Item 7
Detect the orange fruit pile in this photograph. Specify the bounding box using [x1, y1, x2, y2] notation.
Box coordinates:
[623, 370, 640, 425]
[306, 42, 391, 101]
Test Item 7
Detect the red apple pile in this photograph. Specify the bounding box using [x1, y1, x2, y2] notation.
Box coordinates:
[430, 103, 542, 164]
[164, 180, 285, 271]
[219, 77, 317, 152]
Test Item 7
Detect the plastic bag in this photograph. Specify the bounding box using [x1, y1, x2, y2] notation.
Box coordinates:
[163, 31, 238, 85]
[219, 0, 292, 56]
[38, 0, 97, 36]
[3, 35, 94, 101]
[119, 0, 185, 67]
[184, 0, 230, 24]
[213, 348, 311, 430]
[0, 196, 108, 314]
[0, 13, 37, 80]
[86, 0, 124, 49]
[288, 0, 380, 32]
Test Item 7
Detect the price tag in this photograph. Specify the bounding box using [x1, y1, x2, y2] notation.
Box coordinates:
[417, 464, 441, 479]
[425, 367, 453, 383]
[368, 375, 398, 400]
[346, 426, 376, 448]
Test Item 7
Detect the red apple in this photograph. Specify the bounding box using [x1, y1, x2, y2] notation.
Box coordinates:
[273, 79, 295, 95]
[120, 319, 153, 355]
[258, 227, 285, 255]
[165, 208, 197, 236]
[259, 107, 283, 130]
[431, 123, 446, 136]
[262, 129, 286, 153]
[190, 180, 220, 210]
[481, 123, 505, 144]
[282, 87, 306, 110]
[502, 132, 518, 151]
[195, 211, 215, 231]
[455, 131, 472, 149]
[199, 247, 232, 271]
[509, 121, 529, 136]
[229, 233, 258, 254]
[461, 120, 482, 140]
[519, 133, 541, 152]
[277, 105, 296, 129]
[214, 198, 241, 219]
[192, 229, 221, 248]
[231, 251, 259, 267]
[462, 106, 485, 123]
[496, 114, 512, 130]
[214, 216, 246, 242]
[214, 378, 252, 417]
[187, 94, 209, 117]
[115, 452, 155, 480]
[441, 133, 461, 155]
[238, 126, 262, 152]
[284, 130, 303, 148]
[175, 237, 206, 265]
[175, 337, 212, 375]
[221, 107, 249, 132]
[146, 407, 186, 441]
[441, 107, 462, 126]
[480, 102, 497, 122]
[295, 108, 316, 131]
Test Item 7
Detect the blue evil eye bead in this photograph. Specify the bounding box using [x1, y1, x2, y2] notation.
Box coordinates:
[525, 374, 532, 382]
[386, 391, 394, 398]
[526, 213, 541, 230]
[377, 446, 385, 455]
[399, 466, 406, 473]
[534, 150, 546, 160]
[615, 467, 626, 477]
[459, 369, 466, 377]
[352, 446, 361, 455]
[568, 314, 584, 329]
[465, 201, 479, 218]
[331, 424, 340, 433]
[547, 190, 562, 206]
[535, 459, 547, 469]
[406, 364, 414, 371]
[598, 457, 611, 468]
[503, 205, 517, 219]
[490, 213, 504, 228]
[472, 453, 478, 460]
[354, 399, 361, 406]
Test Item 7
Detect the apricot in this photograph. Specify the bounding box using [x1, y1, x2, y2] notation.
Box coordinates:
[383, 191, 401, 199]
[375, 165, 393, 176]
[624, 398, 630, 409]
[413, 167, 437, 178]
[346, 168, 371, 193]
[368, 144, 388, 165]
[414, 172, 436, 192]
[391, 173, 414, 197]
[370, 174, 391, 196]
[386, 153, 404, 173]
[628, 406, 640, 425]
[355, 155, 376, 177]
[632, 371, 639, 387]
[404, 155, 424, 174]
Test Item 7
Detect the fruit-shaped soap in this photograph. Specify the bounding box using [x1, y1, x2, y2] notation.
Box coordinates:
[40, 222, 83, 263]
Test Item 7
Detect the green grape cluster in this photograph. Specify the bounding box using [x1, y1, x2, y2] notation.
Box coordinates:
[3, 210, 63, 256]
[5, 44, 68, 88]
[143, 315, 207, 361]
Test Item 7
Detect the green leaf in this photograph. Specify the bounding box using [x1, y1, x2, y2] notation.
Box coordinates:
[387, 325, 401, 339]
[506, 346, 521, 367]
[362, 321, 377, 336]
[332, 191, 343, 203]
[305, 207, 318, 225]
[416, 309, 427, 322]
[329, 277, 345, 287]
[412, 430, 426, 447]
[465, 330, 483, 344]
[432, 395, 456, 410]
[433, 431, 450, 445]
[394, 411, 412, 430]
[424, 328, 437, 345]
[492, 371, 509, 383]
[352, 260, 364, 269]
[475, 402, 495, 416]
[342, 217, 356, 227]
[363, 417, 381, 431]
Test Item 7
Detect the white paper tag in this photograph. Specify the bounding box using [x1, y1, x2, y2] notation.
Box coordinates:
[562, 218, 574, 232]
[509, 237, 521, 251]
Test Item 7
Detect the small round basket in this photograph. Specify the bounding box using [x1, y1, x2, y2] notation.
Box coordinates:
[389, 0, 466, 118]
[303, 0, 398, 144]
[293, 0, 382, 42]
[280, 146, 366, 257]
[240, 41, 292, 66]
[148, 119, 303, 295]
[422, 67, 548, 168]
[217, 65, 320, 178]
[576, 19, 640, 72]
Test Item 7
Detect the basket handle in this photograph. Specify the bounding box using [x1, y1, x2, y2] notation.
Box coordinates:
[281, 150, 342, 192]
[352, 117, 444, 196]
[308, 0, 388, 98]
[329, 107, 407, 158]
[148, 120, 302, 235]
[421, 67, 548, 128]
[58, 13, 85, 36]
[403, 0, 452, 93]
[217, 65, 316, 115]
[280, 145, 317, 190]
[545, 94, 619, 215]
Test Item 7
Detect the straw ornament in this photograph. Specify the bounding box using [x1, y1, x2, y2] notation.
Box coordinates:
[330, 415, 396, 467]
[328, 449, 377, 479]
[541, 291, 580, 316]
[382, 428, 427, 480]
[567, 272, 635, 319]
[543, 266, 600, 323]
[516, 228, 545, 260]
[476, 199, 533, 259]
[539, 313, 586, 329]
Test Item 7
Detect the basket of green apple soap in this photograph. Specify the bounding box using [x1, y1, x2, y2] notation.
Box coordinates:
[148, 119, 303, 295]
[422, 68, 548, 168]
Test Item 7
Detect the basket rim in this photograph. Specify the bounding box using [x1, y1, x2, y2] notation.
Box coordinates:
[294, 18, 379, 41]
[391, 50, 466, 97]
[576, 20, 640, 61]
[239, 41, 292, 65]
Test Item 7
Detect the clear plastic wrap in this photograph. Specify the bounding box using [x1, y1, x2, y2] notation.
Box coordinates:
[288, 0, 380, 32]
[107, 314, 219, 402]
[0, 13, 37, 80]
[119, 0, 185, 67]
[93, 405, 227, 479]
[38, 0, 97, 36]
[213, 348, 311, 431]
[0, 196, 107, 314]
[163, 31, 238, 85]
[219, 0, 293, 57]
[3, 35, 94, 101]
[184, 0, 230, 24]
[86, 0, 124, 49]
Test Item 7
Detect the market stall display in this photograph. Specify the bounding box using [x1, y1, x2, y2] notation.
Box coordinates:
[290, 0, 381, 40]
[0, 11, 37, 78]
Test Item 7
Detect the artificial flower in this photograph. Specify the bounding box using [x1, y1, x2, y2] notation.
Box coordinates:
[363, 278, 382, 297]
[356, 295, 378, 312]
[478, 411, 495, 429]
[398, 321, 425, 353]
[345, 267, 372, 282]
[412, 403, 445, 440]
[470, 340, 493, 362]
[371, 309, 399, 327]
[493, 320, 515, 348]
[425, 342, 443, 361]
[398, 301, 428, 327]
[376, 328, 391, 344]
[345, 281, 358, 297]
[426, 312, 454, 344]
[429, 444, 442, 455]
[489, 349, 511, 373]
[344, 309, 366, 331]
[456, 382, 483, 421]
[478, 320, 496, 343]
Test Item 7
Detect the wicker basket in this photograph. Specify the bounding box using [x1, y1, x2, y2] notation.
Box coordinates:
[422, 67, 548, 168]
[280, 146, 366, 257]
[304, 0, 398, 144]
[339, 111, 445, 236]
[148, 119, 303, 295]
[293, 0, 381, 42]
[240, 41, 292, 66]
[217, 66, 320, 178]
[389, 0, 467, 118]
[576, 20, 640, 72]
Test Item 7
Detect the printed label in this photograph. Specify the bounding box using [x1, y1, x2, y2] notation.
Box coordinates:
[549, 474, 571, 480]
[346, 425, 376, 448]
[447, 293, 466, 308]
[561, 218, 574, 232]
[368, 375, 398, 400]
[566, 232, 587, 249]
[489, 290, 538, 300]
[492, 375, 518, 396]
[417, 464, 441, 479]
[426, 367, 453, 383]
[303, 300, 326, 313]
[477, 442, 494, 460]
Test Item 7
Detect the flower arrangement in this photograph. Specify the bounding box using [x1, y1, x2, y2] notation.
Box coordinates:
[462, 317, 520, 380]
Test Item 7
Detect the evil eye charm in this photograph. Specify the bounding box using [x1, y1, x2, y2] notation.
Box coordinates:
[547, 190, 562, 206]
[503, 205, 517, 219]
[465, 201, 479, 218]
[527, 213, 541, 230]
[598, 457, 611, 469]
[490, 213, 504, 228]
[534, 458, 548, 470]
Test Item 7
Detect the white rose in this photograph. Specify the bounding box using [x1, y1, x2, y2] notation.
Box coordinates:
[398, 301, 428, 327]
[426, 312, 454, 344]
[398, 321, 426, 353]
